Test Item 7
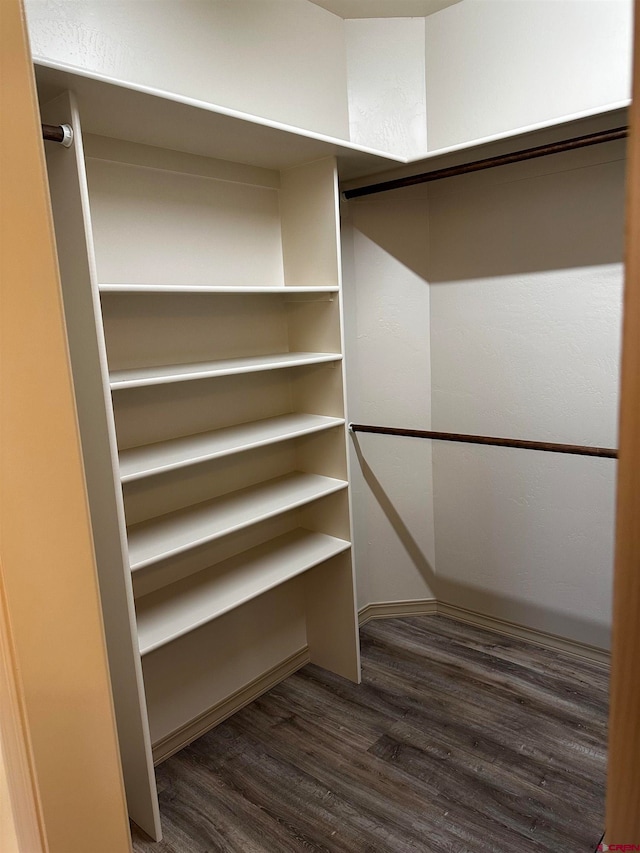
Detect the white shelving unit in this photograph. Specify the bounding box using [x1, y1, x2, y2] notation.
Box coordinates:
[128, 472, 348, 571]
[38, 65, 365, 843]
[109, 352, 343, 389]
[119, 413, 345, 481]
[136, 529, 351, 656]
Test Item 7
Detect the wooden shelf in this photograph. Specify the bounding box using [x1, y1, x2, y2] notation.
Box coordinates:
[120, 413, 345, 482]
[110, 352, 342, 389]
[100, 285, 339, 294]
[136, 528, 351, 655]
[127, 471, 348, 571]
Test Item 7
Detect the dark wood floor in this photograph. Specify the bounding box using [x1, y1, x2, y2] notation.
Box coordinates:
[132, 615, 608, 852]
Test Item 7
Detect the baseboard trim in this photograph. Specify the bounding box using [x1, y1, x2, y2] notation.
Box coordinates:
[154, 599, 608, 763]
[152, 647, 310, 765]
[358, 599, 438, 626]
[359, 598, 609, 667]
[435, 601, 610, 667]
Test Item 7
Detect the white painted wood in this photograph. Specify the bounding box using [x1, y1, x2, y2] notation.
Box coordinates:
[41, 93, 162, 840]
[281, 158, 340, 288]
[304, 551, 360, 681]
[37, 72, 362, 833]
[120, 414, 345, 482]
[33, 61, 402, 180]
[128, 472, 348, 571]
[137, 529, 351, 655]
[142, 583, 308, 746]
[86, 156, 284, 288]
[110, 352, 342, 389]
[100, 285, 339, 294]
[113, 371, 293, 451]
[151, 648, 310, 764]
[83, 133, 281, 190]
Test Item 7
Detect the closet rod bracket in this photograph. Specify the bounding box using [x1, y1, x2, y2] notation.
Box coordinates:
[42, 123, 74, 147]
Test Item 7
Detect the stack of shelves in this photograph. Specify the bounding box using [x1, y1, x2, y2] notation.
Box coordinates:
[40, 84, 360, 842]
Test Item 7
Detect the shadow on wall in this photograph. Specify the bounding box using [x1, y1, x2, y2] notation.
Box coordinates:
[351, 433, 435, 588]
[348, 142, 626, 283]
[352, 433, 612, 650]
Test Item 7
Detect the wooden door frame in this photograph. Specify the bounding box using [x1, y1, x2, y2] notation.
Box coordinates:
[606, 0, 640, 842]
[0, 1, 132, 849]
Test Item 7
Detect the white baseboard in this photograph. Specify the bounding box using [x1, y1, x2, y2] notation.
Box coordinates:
[154, 599, 608, 763]
[359, 598, 609, 667]
[152, 647, 310, 765]
[358, 598, 438, 625]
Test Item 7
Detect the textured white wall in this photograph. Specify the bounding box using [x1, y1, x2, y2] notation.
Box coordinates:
[25, 0, 351, 140]
[342, 192, 436, 607]
[344, 142, 624, 648]
[345, 17, 427, 158]
[428, 144, 625, 649]
[425, 0, 633, 151]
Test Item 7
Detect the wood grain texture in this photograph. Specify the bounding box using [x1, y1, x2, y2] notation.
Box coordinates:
[606, 0, 640, 839]
[133, 616, 607, 852]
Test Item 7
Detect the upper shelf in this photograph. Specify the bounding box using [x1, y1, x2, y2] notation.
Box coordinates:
[34, 59, 403, 180]
[34, 59, 628, 186]
[342, 102, 629, 194]
[110, 352, 342, 390]
[100, 285, 340, 294]
[119, 413, 345, 482]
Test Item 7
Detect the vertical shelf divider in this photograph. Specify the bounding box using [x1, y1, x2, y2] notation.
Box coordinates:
[41, 91, 162, 841]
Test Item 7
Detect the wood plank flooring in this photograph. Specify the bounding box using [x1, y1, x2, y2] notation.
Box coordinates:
[132, 615, 608, 852]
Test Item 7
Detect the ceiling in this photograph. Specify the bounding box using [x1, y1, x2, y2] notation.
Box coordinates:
[308, 0, 461, 18]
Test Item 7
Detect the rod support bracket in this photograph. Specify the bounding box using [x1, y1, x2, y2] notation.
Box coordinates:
[60, 124, 74, 147]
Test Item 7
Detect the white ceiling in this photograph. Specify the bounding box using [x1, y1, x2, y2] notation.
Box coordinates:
[308, 0, 461, 18]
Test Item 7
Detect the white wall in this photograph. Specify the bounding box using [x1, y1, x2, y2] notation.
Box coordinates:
[342, 191, 436, 608]
[425, 0, 633, 151]
[427, 143, 624, 649]
[343, 139, 624, 648]
[345, 17, 427, 157]
[25, 0, 351, 140]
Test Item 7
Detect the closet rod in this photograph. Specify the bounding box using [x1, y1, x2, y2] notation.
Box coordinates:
[343, 126, 628, 199]
[42, 123, 74, 147]
[349, 424, 618, 459]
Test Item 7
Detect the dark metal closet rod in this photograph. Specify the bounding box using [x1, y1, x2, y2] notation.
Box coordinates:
[343, 126, 628, 199]
[349, 423, 618, 459]
[42, 123, 74, 147]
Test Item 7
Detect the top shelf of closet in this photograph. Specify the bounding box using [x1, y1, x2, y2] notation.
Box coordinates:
[35, 59, 628, 184]
[34, 60, 403, 180]
[99, 285, 340, 294]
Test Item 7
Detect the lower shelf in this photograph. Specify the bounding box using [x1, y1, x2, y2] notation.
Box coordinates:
[127, 471, 348, 571]
[136, 528, 351, 655]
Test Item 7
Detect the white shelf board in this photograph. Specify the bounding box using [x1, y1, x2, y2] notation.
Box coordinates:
[341, 102, 629, 193]
[35, 60, 627, 183]
[120, 413, 345, 482]
[34, 60, 404, 180]
[127, 471, 348, 571]
[100, 285, 339, 294]
[110, 352, 342, 390]
[136, 528, 351, 655]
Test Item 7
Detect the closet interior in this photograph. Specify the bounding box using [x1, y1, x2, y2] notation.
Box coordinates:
[33, 3, 629, 838]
